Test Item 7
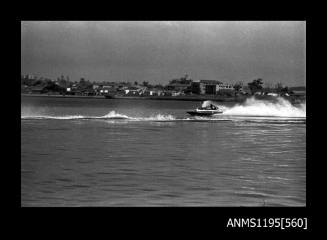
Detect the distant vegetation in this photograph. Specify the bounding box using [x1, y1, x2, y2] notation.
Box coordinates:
[248, 78, 263, 95]
[21, 74, 305, 101]
[233, 81, 243, 92]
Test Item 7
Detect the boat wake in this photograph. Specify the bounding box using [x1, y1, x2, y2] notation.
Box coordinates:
[21, 111, 305, 124]
[21, 97, 306, 124]
[224, 97, 305, 118]
[21, 111, 177, 121]
[203, 97, 306, 118]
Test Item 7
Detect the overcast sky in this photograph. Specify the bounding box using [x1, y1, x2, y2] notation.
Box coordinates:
[21, 21, 306, 86]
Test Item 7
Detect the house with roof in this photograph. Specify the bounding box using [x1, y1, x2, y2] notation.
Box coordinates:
[124, 86, 146, 96]
[190, 79, 236, 95]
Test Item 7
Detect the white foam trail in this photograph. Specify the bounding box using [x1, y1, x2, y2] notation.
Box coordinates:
[98, 111, 175, 121]
[21, 110, 129, 120]
[97, 111, 130, 119]
[142, 114, 176, 121]
[21, 110, 176, 121]
[21, 98, 306, 122]
[21, 115, 86, 120]
[222, 97, 306, 118]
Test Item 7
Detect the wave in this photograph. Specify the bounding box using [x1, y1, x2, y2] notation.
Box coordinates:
[95, 111, 131, 119]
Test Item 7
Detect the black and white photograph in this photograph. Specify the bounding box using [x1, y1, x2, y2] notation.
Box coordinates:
[21, 21, 306, 208]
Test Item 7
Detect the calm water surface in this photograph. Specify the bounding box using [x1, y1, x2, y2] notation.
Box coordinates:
[21, 96, 306, 206]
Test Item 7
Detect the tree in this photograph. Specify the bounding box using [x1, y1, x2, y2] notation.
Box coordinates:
[248, 78, 263, 95]
[233, 81, 243, 92]
[32, 79, 43, 86]
[280, 86, 289, 95]
[183, 86, 193, 94]
[275, 82, 283, 93]
[43, 81, 65, 93]
[263, 83, 273, 93]
[154, 84, 164, 90]
[78, 78, 93, 91]
[134, 81, 138, 85]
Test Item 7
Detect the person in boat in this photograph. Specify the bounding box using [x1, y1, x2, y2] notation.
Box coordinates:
[210, 104, 217, 110]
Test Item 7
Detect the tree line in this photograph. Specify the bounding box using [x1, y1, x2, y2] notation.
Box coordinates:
[233, 78, 292, 95]
[22, 74, 294, 95]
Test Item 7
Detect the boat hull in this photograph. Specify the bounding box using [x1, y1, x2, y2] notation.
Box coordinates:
[186, 111, 223, 116]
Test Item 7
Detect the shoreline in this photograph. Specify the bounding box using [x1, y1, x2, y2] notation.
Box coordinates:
[21, 93, 105, 99]
[21, 93, 247, 102]
[21, 93, 305, 104]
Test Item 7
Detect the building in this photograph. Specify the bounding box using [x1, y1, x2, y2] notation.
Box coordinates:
[25, 74, 35, 80]
[124, 86, 145, 96]
[166, 75, 192, 92]
[166, 82, 191, 92]
[200, 80, 222, 95]
[216, 83, 234, 91]
[150, 90, 164, 96]
[191, 80, 235, 95]
[191, 81, 201, 94]
[143, 88, 163, 96]
[98, 85, 116, 95]
[200, 80, 224, 94]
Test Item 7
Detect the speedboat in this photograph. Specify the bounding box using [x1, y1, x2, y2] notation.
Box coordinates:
[187, 104, 223, 116]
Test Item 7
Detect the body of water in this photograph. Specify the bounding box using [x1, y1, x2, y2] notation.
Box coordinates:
[21, 96, 306, 206]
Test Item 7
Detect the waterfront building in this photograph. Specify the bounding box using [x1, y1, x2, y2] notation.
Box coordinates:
[216, 83, 234, 91]
[199, 80, 222, 95]
[191, 80, 235, 95]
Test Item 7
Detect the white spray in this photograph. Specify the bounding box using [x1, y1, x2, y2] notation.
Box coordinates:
[222, 97, 306, 118]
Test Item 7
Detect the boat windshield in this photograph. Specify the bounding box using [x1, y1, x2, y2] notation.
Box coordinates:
[199, 104, 218, 110]
[210, 104, 217, 110]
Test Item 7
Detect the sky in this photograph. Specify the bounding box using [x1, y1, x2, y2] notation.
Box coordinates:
[21, 21, 306, 86]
